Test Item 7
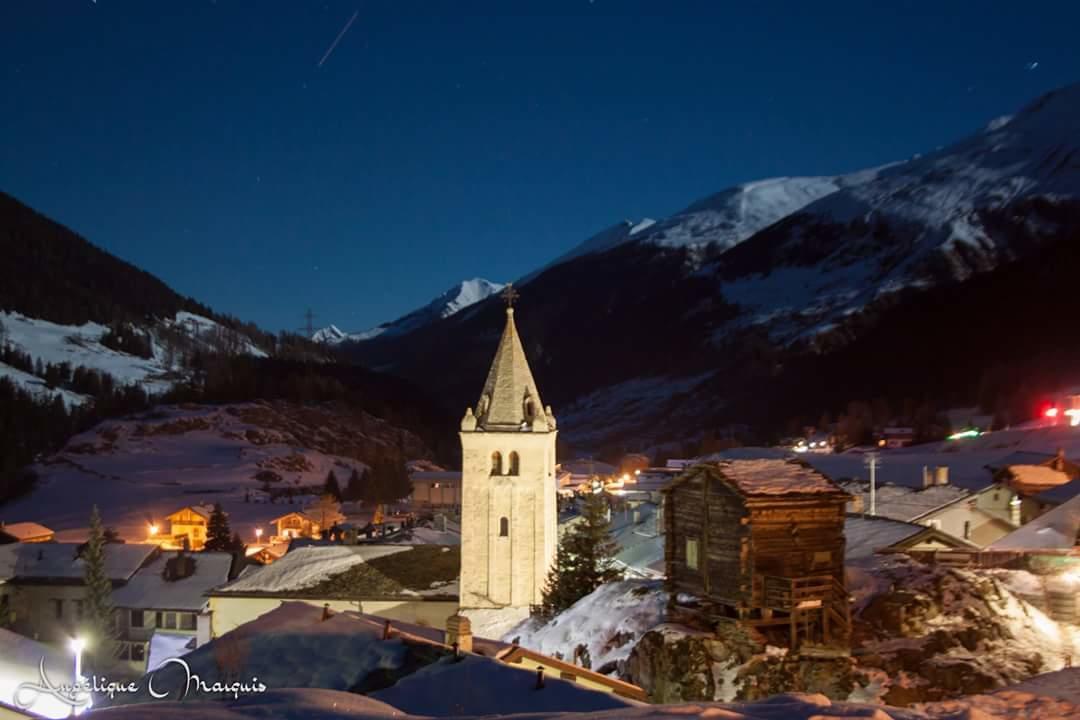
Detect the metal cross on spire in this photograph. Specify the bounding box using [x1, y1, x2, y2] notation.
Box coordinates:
[501, 283, 520, 308]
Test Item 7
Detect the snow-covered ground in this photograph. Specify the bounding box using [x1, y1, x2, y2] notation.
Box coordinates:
[0, 402, 411, 542]
[507, 580, 667, 674]
[0, 309, 267, 404]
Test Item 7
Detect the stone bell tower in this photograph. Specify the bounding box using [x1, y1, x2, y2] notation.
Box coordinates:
[458, 285, 558, 614]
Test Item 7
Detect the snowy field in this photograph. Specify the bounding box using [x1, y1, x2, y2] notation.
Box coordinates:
[0, 403, 378, 541]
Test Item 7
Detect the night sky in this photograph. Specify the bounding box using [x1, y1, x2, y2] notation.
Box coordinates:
[2, 1, 1077, 332]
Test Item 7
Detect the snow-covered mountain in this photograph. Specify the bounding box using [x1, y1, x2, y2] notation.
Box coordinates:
[314, 278, 505, 344]
[347, 82, 1080, 452]
[708, 82, 1080, 343]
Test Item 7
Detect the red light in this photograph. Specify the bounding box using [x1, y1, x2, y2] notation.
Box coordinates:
[1046, 407, 1060, 418]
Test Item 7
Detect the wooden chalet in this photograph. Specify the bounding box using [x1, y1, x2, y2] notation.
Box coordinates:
[663, 459, 851, 654]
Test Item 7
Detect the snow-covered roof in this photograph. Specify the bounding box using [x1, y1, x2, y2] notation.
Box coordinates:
[673, 459, 846, 498]
[147, 631, 196, 673]
[844, 515, 928, 563]
[409, 470, 462, 483]
[841, 480, 970, 523]
[211, 544, 459, 599]
[1005, 465, 1072, 495]
[989, 493, 1080, 550]
[112, 551, 233, 611]
[166, 504, 214, 520]
[0, 521, 54, 541]
[0, 627, 78, 718]
[0, 542, 156, 582]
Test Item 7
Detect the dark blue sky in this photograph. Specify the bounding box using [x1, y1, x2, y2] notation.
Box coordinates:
[3, 1, 1077, 332]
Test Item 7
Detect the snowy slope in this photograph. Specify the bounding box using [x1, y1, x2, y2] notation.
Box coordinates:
[0, 401, 428, 542]
[0, 309, 268, 403]
[315, 278, 505, 344]
[715, 82, 1080, 343]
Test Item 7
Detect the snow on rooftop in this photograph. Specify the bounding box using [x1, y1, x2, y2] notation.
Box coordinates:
[372, 652, 636, 717]
[706, 459, 844, 497]
[0, 521, 54, 541]
[214, 545, 408, 595]
[843, 514, 926, 564]
[989, 493, 1080, 550]
[112, 551, 233, 611]
[839, 480, 969, 523]
[0, 627, 80, 718]
[146, 632, 196, 673]
[0, 542, 156, 582]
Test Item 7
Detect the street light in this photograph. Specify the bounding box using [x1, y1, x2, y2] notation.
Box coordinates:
[69, 636, 85, 680]
[148, 523, 159, 537]
[255, 527, 264, 542]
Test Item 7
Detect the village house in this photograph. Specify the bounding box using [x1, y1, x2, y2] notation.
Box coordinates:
[410, 470, 463, 509]
[111, 551, 234, 674]
[165, 504, 215, 550]
[0, 543, 157, 645]
[270, 510, 324, 541]
[0, 522, 55, 544]
[663, 459, 851, 653]
[205, 544, 460, 637]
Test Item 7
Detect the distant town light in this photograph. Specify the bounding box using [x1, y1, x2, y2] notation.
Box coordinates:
[255, 527, 264, 540]
[148, 523, 159, 537]
[947, 429, 981, 440]
[1046, 407, 1060, 418]
[1066, 409, 1080, 427]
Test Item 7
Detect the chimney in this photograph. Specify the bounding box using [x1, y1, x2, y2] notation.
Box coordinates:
[935, 466, 950, 486]
[922, 466, 934, 489]
[445, 613, 473, 653]
[1056, 448, 1066, 472]
[321, 603, 332, 622]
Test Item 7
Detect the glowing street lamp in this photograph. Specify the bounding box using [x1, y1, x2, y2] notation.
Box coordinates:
[254, 527, 264, 542]
[69, 636, 85, 681]
[148, 523, 159, 539]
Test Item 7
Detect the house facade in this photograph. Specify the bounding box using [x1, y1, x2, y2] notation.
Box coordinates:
[410, 471, 463, 509]
[111, 551, 233, 674]
[166, 505, 215, 550]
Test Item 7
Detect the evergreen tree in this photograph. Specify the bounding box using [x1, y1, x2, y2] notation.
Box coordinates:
[204, 503, 233, 551]
[540, 490, 621, 617]
[82, 506, 116, 666]
[343, 467, 366, 502]
[323, 469, 342, 501]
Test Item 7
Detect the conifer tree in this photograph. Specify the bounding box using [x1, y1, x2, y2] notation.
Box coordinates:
[343, 467, 366, 502]
[324, 469, 342, 501]
[204, 503, 233, 551]
[540, 490, 621, 616]
[82, 505, 116, 665]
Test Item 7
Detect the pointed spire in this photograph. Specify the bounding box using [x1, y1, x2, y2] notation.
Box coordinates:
[472, 295, 552, 432]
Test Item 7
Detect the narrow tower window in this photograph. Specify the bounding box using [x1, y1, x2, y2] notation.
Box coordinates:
[499, 517, 509, 537]
[491, 451, 503, 476]
[508, 451, 520, 476]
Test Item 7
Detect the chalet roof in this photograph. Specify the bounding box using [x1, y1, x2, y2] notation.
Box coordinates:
[0, 542, 156, 583]
[495, 645, 649, 702]
[0, 522, 54, 542]
[112, 551, 234, 611]
[471, 306, 552, 432]
[269, 510, 321, 524]
[667, 459, 847, 499]
[210, 544, 459, 600]
[167, 504, 215, 521]
[844, 514, 928, 563]
[1003, 464, 1072, 495]
[989, 493, 1080, 550]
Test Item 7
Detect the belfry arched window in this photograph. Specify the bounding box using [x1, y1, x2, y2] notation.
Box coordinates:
[508, 451, 520, 476]
[499, 517, 509, 537]
[491, 451, 503, 476]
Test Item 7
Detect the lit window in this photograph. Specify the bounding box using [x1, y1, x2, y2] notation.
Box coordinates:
[686, 538, 699, 570]
[812, 551, 832, 568]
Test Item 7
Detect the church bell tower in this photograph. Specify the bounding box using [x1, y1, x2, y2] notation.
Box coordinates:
[459, 285, 558, 613]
